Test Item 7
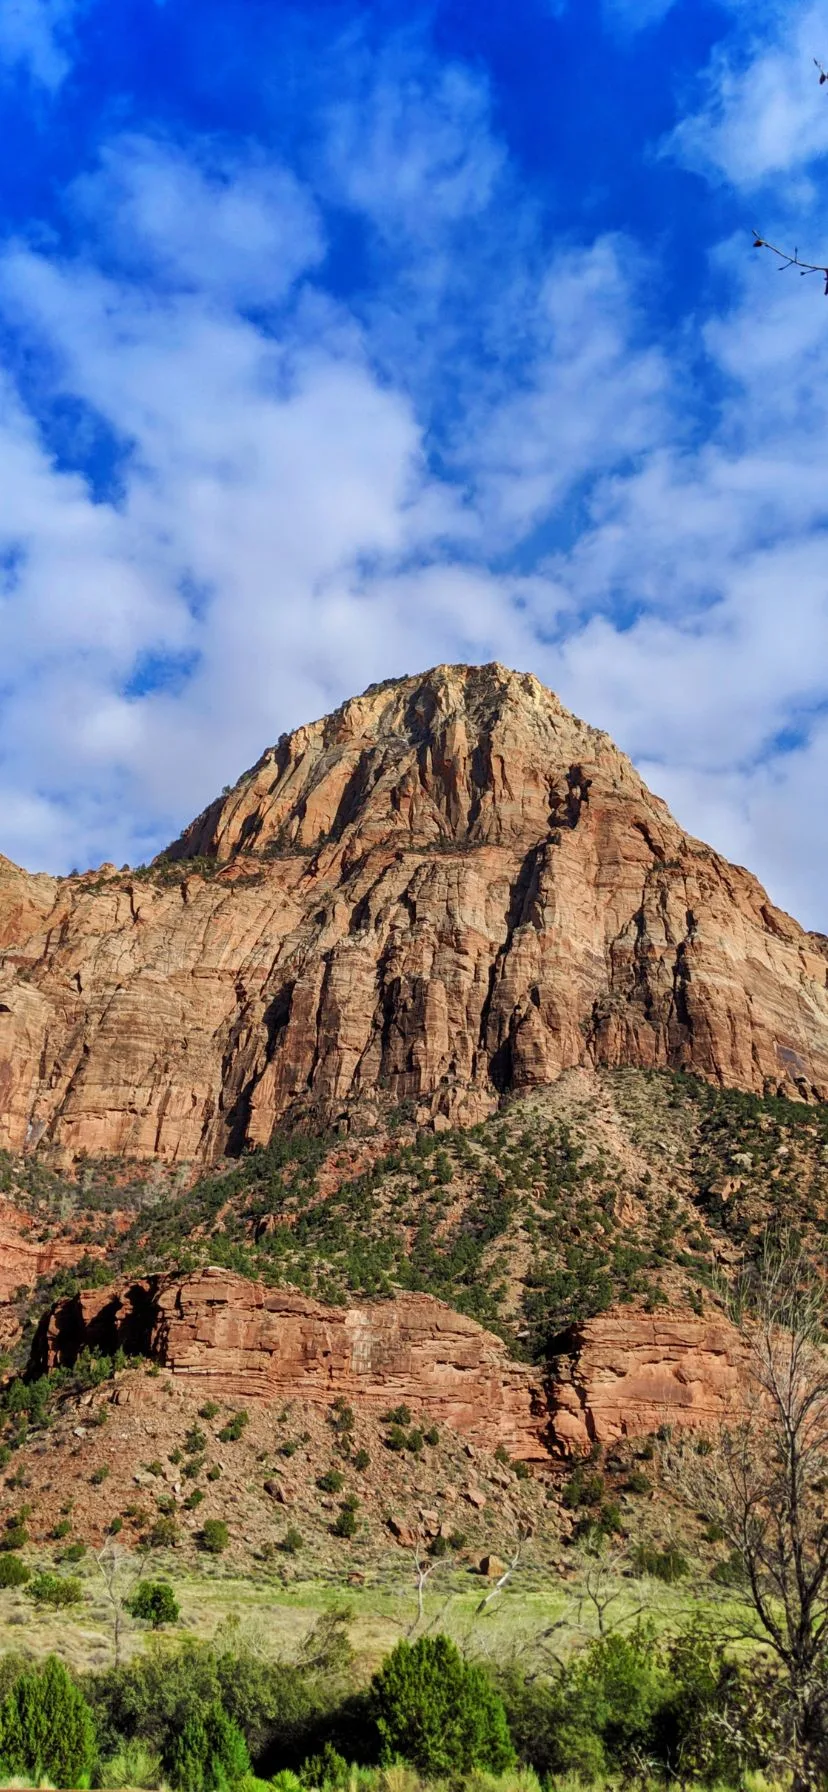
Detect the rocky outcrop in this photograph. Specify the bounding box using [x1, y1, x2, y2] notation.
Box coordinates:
[36, 1269, 550, 1460]
[2, 662, 828, 1162]
[35, 1269, 753, 1459]
[548, 1309, 749, 1453]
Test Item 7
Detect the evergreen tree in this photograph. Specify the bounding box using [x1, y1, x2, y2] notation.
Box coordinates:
[0, 1655, 96, 1788]
[371, 1634, 514, 1777]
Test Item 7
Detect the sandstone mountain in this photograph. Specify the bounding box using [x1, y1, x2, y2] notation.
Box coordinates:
[1, 661, 828, 1165]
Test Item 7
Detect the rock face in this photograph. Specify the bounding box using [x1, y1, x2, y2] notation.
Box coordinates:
[36, 1269, 549, 1460]
[548, 1310, 749, 1453]
[35, 1269, 752, 1458]
[2, 662, 828, 1162]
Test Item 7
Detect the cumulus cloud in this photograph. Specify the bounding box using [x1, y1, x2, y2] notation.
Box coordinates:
[2, 16, 828, 939]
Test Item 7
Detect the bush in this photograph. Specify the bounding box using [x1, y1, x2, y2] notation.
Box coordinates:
[381, 1404, 411, 1426]
[384, 1424, 408, 1452]
[632, 1543, 689, 1583]
[0, 1654, 96, 1787]
[218, 1412, 248, 1443]
[332, 1505, 358, 1540]
[199, 1401, 221, 1420]
[26, 1571, 83, 1607]
[0, 1522, 28, 1551]
[98, 1737, 165, 1788]
[165, 1699, 250, 1792]
[0, 1554, 30, 1588]
[201, 1519, 229, 1554]
[353, 1449, 370, 1471]
[126, 1580, 181, 1627]
[91, 1462, 110, 1484]
[586, 1626, 666, 1742]
[149, 1515, 180, 1549]
[317, 1469, 345, 1494]
[370, 1634, 514, 1776]
[280, 1527, 303, 1555]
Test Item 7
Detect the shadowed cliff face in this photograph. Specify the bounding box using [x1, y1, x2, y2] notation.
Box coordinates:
[1, 661, 828, 1163]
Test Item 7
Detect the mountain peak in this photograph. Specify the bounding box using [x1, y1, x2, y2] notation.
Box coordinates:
[163, 661, 650, 868]
[1, 663, 827, 1162]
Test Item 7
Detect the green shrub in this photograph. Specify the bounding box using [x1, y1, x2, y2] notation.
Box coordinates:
[280, 1527, 303, 1554]
[165, 1699, 249, 1792]
[207, 1464, 222, 1481]
[149, 1515, 179, 1549]
[98, 1737, 164, 1788]
[384, 1424, 407, 1452]
[201, 1519, 229, 1554]
[0, 1654, 96, 1788]
[370, 1633, 514, 1776]
[423, 1426, 439, 1446]
[381, 1404, 411, 1426]
[185, 1488, 206, 1511]
[573, 1625, 669, 1770]
[62, 1540, 86, 1562]
[51, 1517, 72, 1539]
[185, 1425, 208, 1455]
[632, 1543, 689, 1583]
[353, 1449, 370, 1471]
[126, 1580, 181, 1627]
[317, 1468, 345, 1494]
[0, 1522, 28, 1551]
[332, 1505, 358, 1539]
[0, 1554, 30, 1587]
[625, 1469, 651, 1494]
[91, 1462, 110, 1484]
[561, 1467, 605, 1509]
[218, 1412, 248, 1443]
[26, 1571, 83, 1607]
[199, 1401, 221, 1420]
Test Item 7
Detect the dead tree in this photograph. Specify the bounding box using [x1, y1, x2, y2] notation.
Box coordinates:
[676, 1231, 828, 1786]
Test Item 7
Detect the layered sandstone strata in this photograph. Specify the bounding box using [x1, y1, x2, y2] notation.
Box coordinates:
[36, 1268, 751, 1459]
[36, 1269, 551, 1460]
[2, 662, 827, 1162]
[548, 1309, 749, 1453]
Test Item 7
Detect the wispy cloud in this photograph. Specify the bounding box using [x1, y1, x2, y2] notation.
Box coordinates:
[0, 0, 81, 88]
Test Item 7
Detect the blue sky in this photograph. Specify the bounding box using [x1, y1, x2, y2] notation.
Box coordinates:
[1, 0, 828, 926]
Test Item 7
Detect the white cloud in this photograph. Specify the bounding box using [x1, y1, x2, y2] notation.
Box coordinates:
[3, 31, 828, 945]
[669, 2, 828, 190]
[0, 0, 80, 88]
[70, 136, 326, 305]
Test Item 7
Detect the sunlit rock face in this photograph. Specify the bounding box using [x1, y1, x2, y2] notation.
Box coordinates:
[1, 661, 827, 1163]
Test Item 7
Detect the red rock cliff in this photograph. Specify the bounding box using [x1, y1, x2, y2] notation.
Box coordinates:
[2, 662, 827, 1161]
[38, 1269, 551, 1460]
[37, 1269, 752, 1459]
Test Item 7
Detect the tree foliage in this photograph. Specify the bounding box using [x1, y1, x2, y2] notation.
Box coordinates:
[0, 1654, 96, 1788]
[370, 1634, 514, 1777]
